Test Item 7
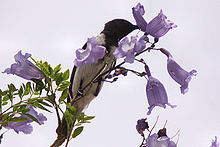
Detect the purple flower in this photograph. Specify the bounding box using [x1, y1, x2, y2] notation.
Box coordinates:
[146, 133, 177, 147]
[2, 106, 47, 134]
[211, 136, 219, 147]
[3, 51, 44, 80]
[74, 37, 106, 67]
[113, 35, 146, 63]
[136, 118, 149, 136]
[146, 10, 177, 38]
[160, 48, 197, 94]
[132, 3, 147, 32]
[146, 76, 176, 115]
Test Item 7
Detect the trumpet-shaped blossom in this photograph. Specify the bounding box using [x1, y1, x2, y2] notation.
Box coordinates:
[210, 136, 219, 147]
[132, 3, 147, 32]
[136, 118, 149, 136]
[2, 106, 47, 134]
[74, 37, 106, 67]
[146, 10, 177, 38]
[167, 58, 197, 94]
[146, 76, 176, 115]
[113, 35, 146, 63]
[146, 133, 177, 147]
[3, 51, 44, 80]
[160, 48, 197, 94]
[132, 3, 177, 38]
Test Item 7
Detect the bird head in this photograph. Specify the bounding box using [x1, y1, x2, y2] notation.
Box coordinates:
[102, 19, 138, 46]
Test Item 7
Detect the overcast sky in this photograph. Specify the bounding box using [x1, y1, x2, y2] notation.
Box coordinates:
[0, 0, 219, 147]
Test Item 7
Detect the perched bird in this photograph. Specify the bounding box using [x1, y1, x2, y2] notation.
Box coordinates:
[51, 19, 138, 147]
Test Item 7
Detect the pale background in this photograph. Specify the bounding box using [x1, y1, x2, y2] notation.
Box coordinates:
[0, 0, 219, 146]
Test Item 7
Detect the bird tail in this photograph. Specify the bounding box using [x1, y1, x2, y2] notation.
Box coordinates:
[50, 135, 66, 147]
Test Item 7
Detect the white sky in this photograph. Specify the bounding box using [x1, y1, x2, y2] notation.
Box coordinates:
[0, 0, 219, 147]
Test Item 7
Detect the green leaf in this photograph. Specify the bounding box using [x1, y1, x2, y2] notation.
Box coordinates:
[2, 101, 8, 106]
[84, 116, 95, 121]
[8, 84, 17, 93]
[45, 95, 55, 105]
[37, 99, 52, 107]
[10, 117, 28, 122]
[1, 121, 8, 126]
[55, 73, 63, 86]
[63, 69, 70, 81]
[13, 104, 19, 112]
[54, 64, 61, 73]
[34, 103, 51, 113]
[7, 93, 13, 103]
[21, 108, 31, 114]
[2, 95, 9, 102]
[23, 82, 31, 96]
[18, 86, 23, 99]
[72, 126, 84, 138]
[66, 103, 76, 115]
[58, 81, 70, 91]
[59, 89, 68, 102]
[17, 105, 27, 113]
[25, 113, 40, 124]
[64, 110, 72, 127]
[32, 78, 45, 90]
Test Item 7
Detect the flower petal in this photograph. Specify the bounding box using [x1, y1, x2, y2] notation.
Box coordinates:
[167, 57, 197, 94]
[132, 3, 147, 32]
[146, 133, 177, 147]
[2, 105, 47, 134]
[74, 37, 106, 67]
[146, 10, 177, 38]
[146, 76, 176, 115]
[3, 51, 44, 80]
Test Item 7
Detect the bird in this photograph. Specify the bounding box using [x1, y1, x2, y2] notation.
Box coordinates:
[51, 19, 138, 147]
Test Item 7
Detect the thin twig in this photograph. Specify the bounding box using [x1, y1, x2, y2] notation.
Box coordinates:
[139, 135, 146, 147]
[163, 120, 168, 128]
[148, 116, 159, 137]
[99, 42, 156, 78]
[170, 130, 180, 139]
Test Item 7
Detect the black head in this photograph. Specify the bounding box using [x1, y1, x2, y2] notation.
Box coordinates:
[102, 19, 138, 46]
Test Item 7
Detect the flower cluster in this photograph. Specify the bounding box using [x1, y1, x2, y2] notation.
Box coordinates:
[1, 2, 215, 147]
[113, 3, 197, 115]
[136, 118, 177, 147]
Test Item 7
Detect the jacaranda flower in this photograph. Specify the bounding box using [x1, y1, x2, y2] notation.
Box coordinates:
[3, 51, 44, 80]
[74, 37, 106, 67]
[132, 3, 177, 38]
[2, 106, 47, 134]
[210, 136, 219, 147]
[136, 118, 149, 136]
[146, 76, 176, 115]
[146, 133, 177, 147]
[146, 10, 177, 38]
[160, 48, 197, 94]
[113, 35, 146, 63]
[132, 3, 147, 32]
